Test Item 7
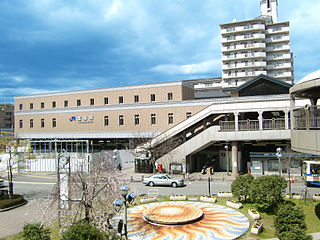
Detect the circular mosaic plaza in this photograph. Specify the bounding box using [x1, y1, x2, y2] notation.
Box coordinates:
[112, 201, 250, 240]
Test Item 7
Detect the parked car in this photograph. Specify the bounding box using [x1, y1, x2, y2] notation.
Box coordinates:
[142, 174, 184, 188]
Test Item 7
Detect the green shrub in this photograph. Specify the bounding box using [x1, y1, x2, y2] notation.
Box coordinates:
[62, 221, 105, 240]
[275, 204, 312, 240]
[0, 194, 25, 209]
[21, 223, 51, 240]
[249, 175, 287, 212]
[231, 174, 254, 202]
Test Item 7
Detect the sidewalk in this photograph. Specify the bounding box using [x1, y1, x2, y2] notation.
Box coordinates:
[121, 168, 305, 183]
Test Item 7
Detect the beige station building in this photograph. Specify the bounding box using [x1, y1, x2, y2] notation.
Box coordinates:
[12, 0, 319, 174]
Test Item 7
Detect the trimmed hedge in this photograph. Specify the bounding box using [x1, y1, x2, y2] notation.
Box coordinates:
[0, 194, 25, 209]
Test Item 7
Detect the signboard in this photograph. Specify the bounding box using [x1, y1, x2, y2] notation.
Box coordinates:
[69, 115, 94, 124]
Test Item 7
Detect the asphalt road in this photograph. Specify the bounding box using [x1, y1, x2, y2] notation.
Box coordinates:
[0, 173, 319, 239]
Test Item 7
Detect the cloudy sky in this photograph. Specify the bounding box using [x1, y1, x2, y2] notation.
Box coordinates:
[1, 0, 319, 103]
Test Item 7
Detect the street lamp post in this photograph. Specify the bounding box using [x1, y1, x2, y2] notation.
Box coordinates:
[113, 185, 135, 239]
[276, 147, 283, 176]
[225, 145, 230, 176]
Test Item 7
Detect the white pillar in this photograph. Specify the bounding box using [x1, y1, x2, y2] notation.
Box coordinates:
[285, 110, 289, 129]
[235, 112, 239, 131]
[259, 111, 263, 130]
[232, 141, 239, 177]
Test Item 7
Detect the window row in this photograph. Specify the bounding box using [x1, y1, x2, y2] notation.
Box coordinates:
[18, 112, 193, 129]
[19, 118, 56, 129]
[18, 93, 174, 111]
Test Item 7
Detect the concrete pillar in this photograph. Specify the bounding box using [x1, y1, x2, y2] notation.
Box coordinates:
[235, 112, 239, 131]
[258, 111, 263, 130]
[285, 110, 289, 130]
[232, 141, 239, 177]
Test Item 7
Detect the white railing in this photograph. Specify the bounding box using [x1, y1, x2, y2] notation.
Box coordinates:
[263, 118, 285, 130]
[219, 121, 235, 131]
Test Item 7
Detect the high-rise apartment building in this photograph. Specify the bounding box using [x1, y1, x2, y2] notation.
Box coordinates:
[220, 0, 294, 87]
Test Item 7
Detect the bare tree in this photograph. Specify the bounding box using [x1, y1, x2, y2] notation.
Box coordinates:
[0, 136, 33, 198]
[35, 151, 130, 234]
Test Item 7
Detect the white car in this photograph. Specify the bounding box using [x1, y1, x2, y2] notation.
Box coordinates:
[142, 174, 184, 188]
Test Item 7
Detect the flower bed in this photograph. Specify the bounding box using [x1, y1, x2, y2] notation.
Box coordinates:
[251, 220, 263, 234]
[140, 196, 157, 204]
[170, 195, 187, 201]
[226, 200, 242, 209]
[248, 208, 260, 220]
[200, 195, 217, 203]
[286, 193, 303, 200]
[217, 192, 233, 197]
[313, 194, 320, 201]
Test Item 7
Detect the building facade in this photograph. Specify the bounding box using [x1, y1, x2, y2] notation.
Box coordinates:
[0, 104, 14, 134]
[220, 0, 293, 88]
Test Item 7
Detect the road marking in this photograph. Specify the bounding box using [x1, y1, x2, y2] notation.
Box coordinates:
[3, 181, 55, 185]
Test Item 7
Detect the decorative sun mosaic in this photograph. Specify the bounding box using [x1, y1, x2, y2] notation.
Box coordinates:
[112, 201, 250, 240]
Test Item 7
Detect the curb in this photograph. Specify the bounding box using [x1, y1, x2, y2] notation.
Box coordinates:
[0, 199, 28, 213]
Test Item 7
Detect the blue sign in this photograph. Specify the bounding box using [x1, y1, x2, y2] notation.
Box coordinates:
[69, 116, 76, 122]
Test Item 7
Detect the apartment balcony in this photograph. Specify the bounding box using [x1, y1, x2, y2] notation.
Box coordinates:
[266, 35, 290, 43]
[222, 61, 267, 70]
[265, 26, 290, 35]
[222, 52, 266, 61]
[222, 70, 267, 79]
[267, 62, 292, 70]
[266, 53, 292, 61]
[221, 33, 266, 43]
[221, 24, 265, 35]
[269, 71, 292, 78]
[266, 45, 290, 52]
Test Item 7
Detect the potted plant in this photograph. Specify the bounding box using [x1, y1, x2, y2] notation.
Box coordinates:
[251, 220, 263, 234]
[140, 196, 157, 204]
[170, 195, 187, 201]
[313, 193, 320, 201]
[200, 195, 217, 203]
[226, 200, 242, 209]
[217, 191, 233, 197]
[248, 208, 260, 220]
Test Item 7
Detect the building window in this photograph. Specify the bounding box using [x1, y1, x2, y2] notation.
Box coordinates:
[77, 99, 81, 107]
[119, 96, 124, 104]
[19, 120, 23, 128]
[30, 103, 33, 110]
[151, 114, 156, 125]
[41, 119, 45, 128]
[134, 114, 140, 125]
[90, 98, 94, 106]
[52, 118, 56, 128]
[104, 116, 109, 126]
[186, 112, 192, 118]
[19, 104, 23, 110]
[150, 94, 155, 102]
[104, 97, 109, 105]
[52, 101, 56, 108]
[30, 119, 33, 128]
[168, 92, 173, 101]
[64, 100, 68, 107]
[41, 102, 44, 109]
[134, 95, 139, 103]
[119, 115, 124, 126]
[168, 113, 173, 124]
